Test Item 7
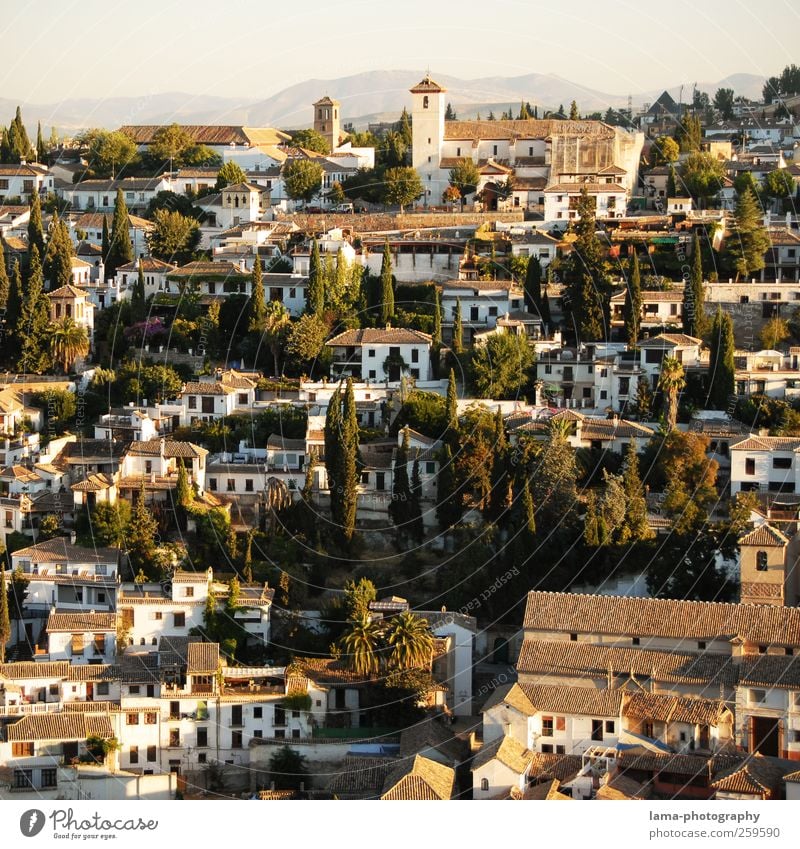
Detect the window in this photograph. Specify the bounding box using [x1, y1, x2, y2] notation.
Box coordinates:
[12, 742, 34, 757]
[541, 716, 553, 736]
[129, 685, 140, 695]
[750, 689, 766, 704]
[145, 461, 152, 474]
[245, 479, 254, 492]
[209, 478, 217, 491]
[773, 457, 792, 469]
[145, 712, 157, 725]
[147, 746, 157, 762]
[188, 396, 197, 410]
[227, 479, 235, 492]
[201, 397, 214, 414]
[632, 637, 640, 646]
[238, 393, 248, 405]
[231, 730, 243, 749]
[274, 729, 285, 739]
[231, 705, 243, 726]
[174, 612, 185, 628]
[292, 729, 300, 738]
[129, 746, 139, 765]
[185, 586, 194, 598]
[127, 713, 139, 725]
[591, 720, 603, 741]
[570, 633, 578, 641]
[745, 458, 756, 475]
[197, 727, 208, 747]
[253, 730, 263, 739]
[14, 770, 33, 789]
[154, 612, 163, 621]
[170, 702, 180, 719]
[71, 633, 84, 655]
[556, 745, 566, 755]
[41, 768, 57, 788]
[198, 753, 207, 764]
[757, 551, 769, 571]
[426, 461, 435, 474]
[605, 720, 615, 734]
[423, 96, 429, 109]
[481, 778, 489, 791]
[698, 641, 706, 650]
[97, 682, 109, 696]
[169, 729, 180, 748]
[289, 287, 296, 299]
[556, 717, 566, 732]
[540, 744, 553, 753]
[254, 707, 262, 719]
[411, 348, 419, 363]
[375, 472, 385, 491]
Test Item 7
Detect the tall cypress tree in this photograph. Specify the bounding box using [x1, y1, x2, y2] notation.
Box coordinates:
[0, 566, 10, 663]
[16, 244, 52, 374]
[36, 121, 45, 163]
[436, 442, 462, 530]
[0, 128, 10, 163]
[684, 231, 707, 336]
[324, 385, 342, 525]
[101, 215, 110, 267]
[524, 255, 542, 315]
[707, 306, 735, 410]
[409, 457, 424, 543]
[0, 239, 9, 310]
[47, 216, 74, 290]
[6, 258, 22, 336]
[623, 251, 642, 344]
[446, 369, 458, 434]
[27, 191, 44, 257]
[307, 239, 323, 315]
[488, 409, 510, 522]
[339, 377, 359, 545]
[452, 298, 463, 354]
[579, 272, 605, 341]
[432, 286, 442, 348]
[667, 165, 677, 198]
[131, 260, 147, 322]
[107, 189, 132, 279]
[619, 440, 651, 542]
[380, 239, 394, 324]
[249, 256, 266, 331]
[390, 428, 411, 533]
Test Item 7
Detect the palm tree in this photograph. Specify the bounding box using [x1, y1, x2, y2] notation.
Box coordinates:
[385, 611, 434, 671]
[263, 301, 291, 376]
[658, 356, 686, 431]
[50, 317, 89, 374]
[338, 614, 383, 677]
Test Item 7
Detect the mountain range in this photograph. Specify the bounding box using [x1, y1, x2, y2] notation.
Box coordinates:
[0, 70, 766, 134]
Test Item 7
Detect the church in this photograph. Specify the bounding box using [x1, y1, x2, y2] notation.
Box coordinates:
[409, 74, 644, 220]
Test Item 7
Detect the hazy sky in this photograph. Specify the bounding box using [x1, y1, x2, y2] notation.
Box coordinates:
[2, 0, 797, 103]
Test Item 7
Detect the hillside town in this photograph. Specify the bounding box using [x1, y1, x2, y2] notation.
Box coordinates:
[1, 63, 800, 803]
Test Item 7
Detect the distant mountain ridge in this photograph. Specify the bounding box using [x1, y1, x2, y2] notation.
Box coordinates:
[0, 71, 766, 133]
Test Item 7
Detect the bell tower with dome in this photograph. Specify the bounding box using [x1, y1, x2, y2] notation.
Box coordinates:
[410, 74, 447, 204]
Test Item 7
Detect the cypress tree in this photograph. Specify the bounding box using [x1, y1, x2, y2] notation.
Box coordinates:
[131, 260, 146, 322]
[249, 256, 266, 332]
[619, 440, 651, 542]
[339, 377, 359, 545]
[390, 428, 411, 533]
[436, 443, 462, 530]
[380, 239, 394, 323]
[16, 244, 52, 374]
[0, 128, 9, 163]
[36, 121, 45, 163]
[101, 215, 110, 266]
[126, 488, 159, 580]
[446, 369, 458, 434]
[579, 272, 605, 341]
[47, 216, 74, 290]
[452, 298, 463, 354]
[27, 191, 44, 257]
[667, 165, 677, 198]
[0, 239, 9, 310]
[583, 491, 601, 546]
[728, 188, 770, 282]
[524, 255, 542, 316]
[623, 251, 642, 344]
[432, 286, 442, 348]
[0, 566, 9, 663]
[409, 457, 424, 543]
[107, 188, 133, 279]
[324, 386, 342, 526]
[707, 306, 735, 410]
[6, 258, 22, 334]
[488, 408, 510, 522]
[521, 479, 536, 536]
[307, 239, 323, 315]
[684, 231, 706, 336]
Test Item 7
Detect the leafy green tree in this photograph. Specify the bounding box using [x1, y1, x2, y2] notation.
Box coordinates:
[679, 152, 725, 207]
[623, 251, 642, 344]
[215, 161, 246, 189]
[89, 501, 132, 547]
[707, 307, 735, 409]
[382, 166, 422, 212]
[759, 316, 790, 350]
[661, 430, 718, 534]
[448, 159, 480, 208]
[27, 192, 45, 257]
[107, 189, 133, 279]
[619, 440, 652, 543]
[532, 419, 578, 526]
[283, 159, 324, 206]
[291, 129, 330, 154]
[676, 113, 702, 153]
[125, 491, 159, 580]
[380, 239, 394, 323]
[34, 388, 76, 433]
[651, 136, 679, 165]
[569, 100, 579, 120]
[726, 188, 770, 281]
[149, 123, 194, 168]
[386, 611, 433, 670]
[398, 108, 412, 146]
[287, 313, 329, 366]
[713, 87, 735, 120]
[306, 239, 323, 315]
[262, 301, 291, 375]
[16, 245, 52, 374]
[148, 209, 200, 264]
[469, 333, 534, 399]
[763, 169, 796, 207]
[46, 216, 74, 290]
[81, 129, 137, 177]
[267, 746, 311, 793]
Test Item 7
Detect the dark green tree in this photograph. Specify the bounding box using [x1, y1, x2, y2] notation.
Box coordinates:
[390, 428, 411, 534]
[16, 245, 52, 374]
[380, 239, 394, 323]
[101, 215, 110, 266]
[107, 189, 133, 279]
[533, 420, 578, 527]
[619, 440, 652, 543]
[27, 191, 44, 257]
[578, 272, 605, 341]
[215, 161, 246, 189]
[248, 256, 266, 332]
[5, 259, 22, 337]
[339, 378, 359, 545]
[409, 458, 424, 543]
[436, 443, 461, 529]
[307, 239, 323, 315]
[46, 216, 74, 290]
[36, 121, 46, 163]
[622, 251, 642, 344]
[0, 239, 9, 310]
[707, 306, 735, 410]
[126, 490, 159, 580]
[131, 261, 146, 322]
[726, 188, 770, 282]
[0, 566, 9, 663]
[452, 298, 463, 354]
[446, 369, 458, 434]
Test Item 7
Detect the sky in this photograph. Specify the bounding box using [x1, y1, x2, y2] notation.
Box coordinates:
[1, 0, 797, 104]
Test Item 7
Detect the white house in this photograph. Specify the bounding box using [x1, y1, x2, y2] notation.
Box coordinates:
[44, 610, 117, 664]
[61, 177, 170, 213]
[327, 327, 433, 382]
[0, 164, 53, 203]
[543, 182, 628, 225]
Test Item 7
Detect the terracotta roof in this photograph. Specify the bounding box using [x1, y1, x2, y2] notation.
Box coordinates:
[523, 590, 800, 645]
[0, 661, 70, 680]
[545, 183, 627, 193]
[738, 524, 789, 547]
[66, 664, 117, 682]
[46, 611, 117, 632]
[182, 381, 235, 396]
[266, 434, 306, 452]
[481, 682, 536, 715]
[639, 333, 702, 347]
[119, 125, 290, 147]
[399, 717, 467, 762]
[410, 75, 447, 94]
[438, 278, 516, 292]
[0, 164, 49, 177]
[737, 654, 800, 689]
[710, 754, 786, 797]
[73, 212, 152, 230]
[596, 774, 650, 800]
[7, 713, 113, 742]
[48, 284, 90, 299]
[381, 754, 454, 800]
[0, 465, 41, 482]
[623, 691, 730, 726]
[444, 119, 615, 141]
[166, 260, 249, 278]
[187, 642, 219, 674]
[116, 258, 173, 273]
[519, 683, 624, 717]
[472, 735, 535, 774]
[527, 752, 583, 783]
[12, 537, 119, 565]
[517, 639, 736, 688]
[289, 656, 370, 685]
[220, 369, 258, 389]
[327, 756, 399, 797]
[327, 327, 432, 346]
[731, 435, 800, 452]
[519, 778, 572, 800]
[126, 439, 207, 458]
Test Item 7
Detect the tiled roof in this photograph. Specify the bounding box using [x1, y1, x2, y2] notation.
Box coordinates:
[327, 756, 399, 797]
[166, 260, 249, 278]
[523, 590, 800, 645]
[266, 434, 306, 451]
[119, 125, 290, 147]
[481, 682, 536, 715]
[126, 438, 208, 457]
[595, 774, 650, 800]
[66, 664, 117, 682]
[519, 683, 624, 717]
[472, 735, 535, 774]
[48, 284, 89, 299]
[71, 473, 115, 492]
[0, 661, 70, 680]
[623, 691, 730, 726]
[172, 569, 211, 583]
[327, 327, 432, 346]
[289, 657, 370, 685]
[617, 750, 727, 778]
[116, 258, 173, 273]
[410, 75, 447, 94]
[7, 713, 113, 742]
[12, 538, 119, 565]
[46, 611, 117, 632]
[545, 182, 627, 193]
[182, 381, 234, 396]
[187, 642, 219, 674]
[73, 212, 152, 230]
[398, 717, 467, 762]
[710, 754, 787, 797]
[737, 654, 800, 689]
[437, 278, 516, 292]
[517, 639, 737, 687]
[0, 465, 40, 482]
[380, 754, 454, 800]
[730, 435, 800, 452]
[639, 333, 702, 347]
[220, 369, 258, 389]
[527, 752, 583, 783]
[738, 524, 789, 547]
